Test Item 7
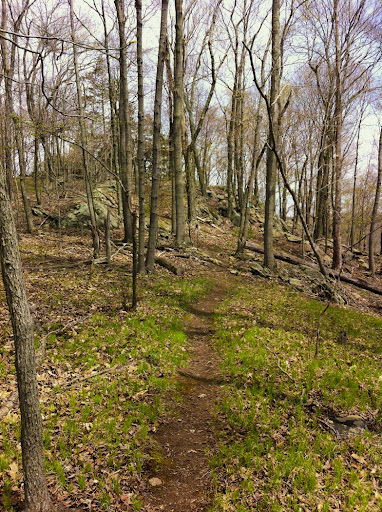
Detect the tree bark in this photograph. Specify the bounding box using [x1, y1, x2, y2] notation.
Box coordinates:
[332, 0, 343, 270]
[101, 0, 122, 219]
[0, 166, 52, 512]
[115, 0, 134, 243]
[173, 0, 186, 246]
[146, 0, 169, 271]
[349, 112, 362, 250]
[135, 0, 146, 272]
[264, 0, 280, 271]
[14, 123, 35, 233]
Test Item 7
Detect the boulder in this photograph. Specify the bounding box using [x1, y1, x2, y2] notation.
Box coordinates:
[62, 200, 119, 229]
[158, 218, 172, 236]
[286, 234, 302, 243]
[289, 278, 304, 291]
[231, 211, 241, 227]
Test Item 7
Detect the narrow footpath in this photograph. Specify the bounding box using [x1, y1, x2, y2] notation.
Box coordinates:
[141, 272, 231, 512]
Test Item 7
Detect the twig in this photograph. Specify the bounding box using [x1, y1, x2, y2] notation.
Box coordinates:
[259, 338, 294, 382]
[318, 417, 340, 438]
[59, 363, 137, 390]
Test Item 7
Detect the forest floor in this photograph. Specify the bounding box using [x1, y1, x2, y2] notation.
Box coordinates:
[1, 184, 382, 511]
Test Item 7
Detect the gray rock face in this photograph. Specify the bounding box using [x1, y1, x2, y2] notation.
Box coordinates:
[250, 262, 273, 278]
[62, 185, 119, 229]
[62, 201, 119, 229]
[299, 265, 323, 281]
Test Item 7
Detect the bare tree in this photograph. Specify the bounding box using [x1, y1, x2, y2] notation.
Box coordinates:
[0, 164, 52, 511]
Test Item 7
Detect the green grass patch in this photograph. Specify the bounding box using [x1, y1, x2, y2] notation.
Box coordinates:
[211, 280, 382, 511]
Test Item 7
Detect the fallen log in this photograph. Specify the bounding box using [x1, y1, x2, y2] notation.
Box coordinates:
[155, 256, 184, 276]
[246, 242, 382, 297]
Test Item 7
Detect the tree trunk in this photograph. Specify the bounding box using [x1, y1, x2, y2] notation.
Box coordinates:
[369, 129, 382, 274]
[263, 0, 280, 271]
[236, 109, 263, 254]
[101, 0, 121, 220]
[0, 167, 52, 512]
[0, 0, 14, 198]
[173, 0, 186, 246]
[115, 0, 134, 243]
[136, 0, 146, 272]
[185, 142, 196, 227]
[14, 125, 35, 233]
[33, 137, 41, 205]
[349, 113, 362, 250]
[226, 83, 236, 219]
[146, 0, 169, 271]
[332, 0, 343, 271]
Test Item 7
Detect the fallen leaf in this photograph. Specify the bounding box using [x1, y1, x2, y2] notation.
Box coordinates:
[351, 453, 367, 464]
[8, 462, 18, 480]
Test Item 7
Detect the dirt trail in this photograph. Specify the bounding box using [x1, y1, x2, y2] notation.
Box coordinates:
[141, 272, 231, 512]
